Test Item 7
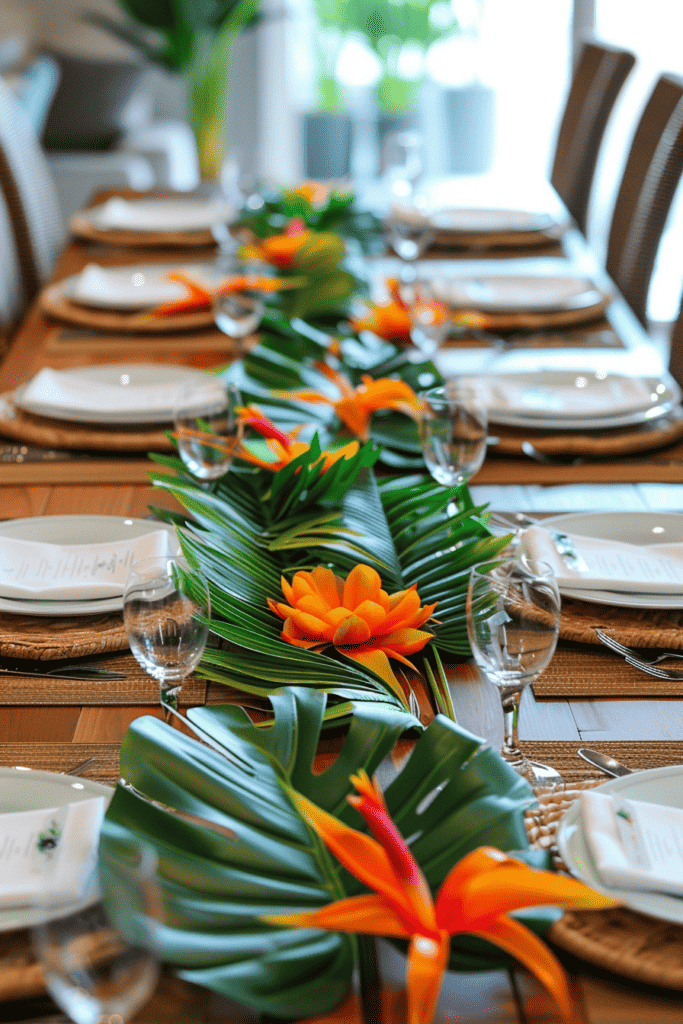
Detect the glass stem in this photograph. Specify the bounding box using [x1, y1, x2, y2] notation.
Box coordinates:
[160, 685, 180, 723]
[500, 688, 523, 762]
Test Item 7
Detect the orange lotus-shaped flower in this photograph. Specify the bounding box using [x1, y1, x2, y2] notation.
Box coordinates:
[282, 363, 422, 442]
[267, 564, 436, 704]
[238, 406, 359, 472]
[264, 772, 618, 1024]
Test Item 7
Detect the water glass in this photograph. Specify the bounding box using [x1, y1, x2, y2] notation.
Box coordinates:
[382, 130, 425, 200]
[213, 283, 265, 358]
[408, 282, 452, 357]
[123, 555, 210, 717]
[419, 382, 488, 486]
[173, 378, 242, 481]
[33, 849, 160, 1024]
[466, 556, 561, 778]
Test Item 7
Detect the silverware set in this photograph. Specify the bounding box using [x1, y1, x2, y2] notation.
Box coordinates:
[595, 629, 683, 680]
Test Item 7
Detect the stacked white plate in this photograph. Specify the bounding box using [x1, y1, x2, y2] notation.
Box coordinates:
[14, 364, 222, 425]
[0, 515, 179, 616]
[557, 766, 683, 925]
[431, 274, 609, 316]
[88, 196, 236, 233]
[473, 370, 679, 430]
[390, 203, 561, 236]
[525, 511, 683, 609]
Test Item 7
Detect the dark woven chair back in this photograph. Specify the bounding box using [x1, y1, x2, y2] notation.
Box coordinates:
[551, 40, 635, 235]
[0, 75, 65, 305]
[0, 183, 25, 348]
[667, 288, 683, 392]
[606, 73, 683, 327]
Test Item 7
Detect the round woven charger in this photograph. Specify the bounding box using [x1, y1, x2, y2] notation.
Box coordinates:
[0, 395, 174, 452]
[493, 410, 683, 458]
[526, 783, 683, 989]
[430, 224, 565, 249]
[39, 282, 213, 334]
[69, 210, 216, 249]
[0, 609, 128, 659]
[559, 597, 683, 649]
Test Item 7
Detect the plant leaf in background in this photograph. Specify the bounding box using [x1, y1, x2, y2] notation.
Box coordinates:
[100, 690, 554, 1018]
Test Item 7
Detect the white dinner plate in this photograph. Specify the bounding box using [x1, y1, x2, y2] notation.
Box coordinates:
[0, 766, 112, 933]
[14, 363, 216, 425]
[432, 274, 608, 313]
[89, 196, 235, 233]
[543, 511, 683, 609]
[473, 370, 677, 430]
[61, 263, 213, 311]
[0, 515, 179, 616]
[556, 765, 683, 924]
[429, 208, 557, 234]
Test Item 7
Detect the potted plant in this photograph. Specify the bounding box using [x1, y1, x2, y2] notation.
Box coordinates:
[83, 0, 261, 180]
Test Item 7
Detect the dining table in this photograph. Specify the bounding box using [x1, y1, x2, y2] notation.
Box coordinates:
[2, 179, 683, 1024]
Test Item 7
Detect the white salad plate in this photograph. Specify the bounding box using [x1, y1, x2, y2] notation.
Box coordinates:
[543, 511, 683, 609]
[432, 274, 608, 313]
[61, 263, 213, 311]
[14, 363, 217, 425]
[556, 765, 683, 925]
[0, 515, 178, 616]
[474, 370, 677, 430]
[0, 766, 112, 932]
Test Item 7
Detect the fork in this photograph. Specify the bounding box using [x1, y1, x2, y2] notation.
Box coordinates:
[595, 628, 683, 664]
[623, 656, 683, 680]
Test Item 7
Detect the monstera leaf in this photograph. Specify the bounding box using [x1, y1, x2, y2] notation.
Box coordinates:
[100, 690, 552, 1019]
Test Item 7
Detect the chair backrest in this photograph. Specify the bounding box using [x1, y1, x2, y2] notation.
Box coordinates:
[0, 182, 26, 345]
[550, 40, 635, 235]
[606, 73, 683, 327]
[667, 286, 683, 392]
[14, 54, 60, 138]
[0, 74, 65, 303]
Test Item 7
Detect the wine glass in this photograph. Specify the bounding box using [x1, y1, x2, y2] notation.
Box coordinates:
[123, 555, 211, 720]
[213, 287, 265, 358]
[32, 847, 160, 1024]
[418, 382, 488, 486]
[407, 281, 452, 358]
[383, 131, 434, 281]
[466, 555, 561, 783]
[382, 130, 425, 200]
[173, 378, 242, 481]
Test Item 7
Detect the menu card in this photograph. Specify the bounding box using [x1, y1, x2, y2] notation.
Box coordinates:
[0, 795, 106, 908]
[0, 530, 171, 600]
[581, 790, 683, 895]
[522, 525, 683, 594]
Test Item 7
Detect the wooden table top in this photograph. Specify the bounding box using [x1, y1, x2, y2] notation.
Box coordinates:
[1, 196, 683, 1024]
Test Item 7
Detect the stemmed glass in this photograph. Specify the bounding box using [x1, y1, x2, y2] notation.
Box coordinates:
[213, 286, 265, 359]
[173, 378, 242, 481]
[32, 847, 160, 1024]
[466, 555, 561, 782]
[418, 382, 488, 486]
[407, 280, 452, 358]
[383, 131, 434, 281]
[123, 555, 211, 720]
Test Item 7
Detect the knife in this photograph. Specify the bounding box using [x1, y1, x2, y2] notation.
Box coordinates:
[577, 748, 635, 777]
[0, 656, 127, 680]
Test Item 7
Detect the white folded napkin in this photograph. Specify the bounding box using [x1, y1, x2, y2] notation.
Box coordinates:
[0, 530, 171, 600]
[71, 264, 187, 310]
[522, 524, 683, 594]
[92, 196, 235, 232]
[581, 790, 683, 896]
[0, 795, 106, 908]
[18, 367, 220, 418]
[475, 373, 655, 419]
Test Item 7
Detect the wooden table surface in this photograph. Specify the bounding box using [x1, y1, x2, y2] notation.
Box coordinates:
[2, 198, 683, 1024]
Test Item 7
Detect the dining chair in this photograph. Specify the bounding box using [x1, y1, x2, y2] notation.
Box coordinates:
[0, 74, 65, 304]
[550, 40, 636, 235]
[666, 287, 683, 392]
[606, 73, 683, 328]
[0, 181, 27, 346]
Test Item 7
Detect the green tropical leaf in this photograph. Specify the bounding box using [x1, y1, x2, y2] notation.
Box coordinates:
[100, 691, 552, 1018]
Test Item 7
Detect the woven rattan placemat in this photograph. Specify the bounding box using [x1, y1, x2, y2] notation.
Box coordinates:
[0, 653, 206, 705]
[524, 771, 683, 989]
[69, 209, 217, 249]
[559, 598, 683, 651]
[0, 741, 121, 782]
[0, 610, 129, 660]
[39, 281, 214, 334]
[534, 642, 683, 698]
[0, 394, 174, 453]
[492, 410, 683, 458]
[521, 740, 683, 781]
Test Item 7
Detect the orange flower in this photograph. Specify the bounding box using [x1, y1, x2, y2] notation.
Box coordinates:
[351, 279, 411, 340]
[288, 180, 332, 206]
[238, 406, 359, 472]
[267, 564, 436, 703]
[153, 271, 301, 316]
[264, 772, 619, 1024]
[282, 363, 422, 442]
[246, 218, 311, 271]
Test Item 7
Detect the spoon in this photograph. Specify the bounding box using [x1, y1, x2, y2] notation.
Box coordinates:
[577, 748, 635, 777]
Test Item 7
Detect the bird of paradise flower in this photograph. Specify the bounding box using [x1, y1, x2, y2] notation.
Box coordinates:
[264, 771, 618, 1024]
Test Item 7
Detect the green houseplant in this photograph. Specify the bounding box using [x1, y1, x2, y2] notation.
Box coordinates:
[84, 0, 261, 179]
